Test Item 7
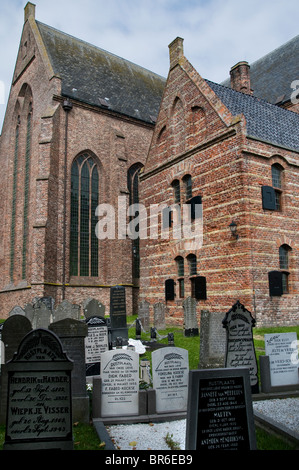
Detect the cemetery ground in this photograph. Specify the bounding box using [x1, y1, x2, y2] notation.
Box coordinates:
[0, 315, 298, 450]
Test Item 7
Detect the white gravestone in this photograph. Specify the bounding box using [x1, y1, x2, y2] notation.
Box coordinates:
[101, 349, 139, 417]
[85, 316, 109, 376]
[152, 346, 189, 413]
[265, 332, 299, 386]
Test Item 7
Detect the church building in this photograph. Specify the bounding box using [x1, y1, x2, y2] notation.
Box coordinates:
[0, 3, 298, 326]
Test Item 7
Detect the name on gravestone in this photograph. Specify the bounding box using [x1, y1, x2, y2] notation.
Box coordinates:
[222, 301, 259, 393]
[152, 346, 189, 413]
[185, 368, 256, 451]
[101, 349, 139, 417]
[265, 332, 298, 387]
[110, 286, 128, 345]
[85, 316, 109, 376]
[4, 329, 73, 450]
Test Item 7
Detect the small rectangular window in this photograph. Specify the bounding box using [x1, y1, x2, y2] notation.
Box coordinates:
[165, 279, 175, 301]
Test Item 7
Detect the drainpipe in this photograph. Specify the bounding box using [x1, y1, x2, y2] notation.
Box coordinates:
[62, 98, 73, 300]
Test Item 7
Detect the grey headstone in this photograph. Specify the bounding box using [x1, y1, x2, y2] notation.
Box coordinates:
[4, 329, 73, 450]
[8, 306, 26, 317]
[138, 300, 150, 332]
[183, 297, 199, 336]
[29, 300, 52, 329]
[49, 318, 89, 423]
[53, 300, 81, 322]
[185, 368, 257, 450]
[223, 300, 259, 393]
[199, 310, 226, 368]
[154, 302, 166, 330]
[100, 349, 139, 417]
[152, 346, 189, 413]
[84, 298, 105, 319]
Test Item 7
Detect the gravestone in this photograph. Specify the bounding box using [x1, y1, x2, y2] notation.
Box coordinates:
[30, 300, 52, 329]
[154, 302, 166, 330]
[138, 300, 150, 332]
[183, 297, 199, 336]
[100, 349, 139, 417]
[186, 368, 256, 450]
[8, 306, 26, 317]
[110, 285, 128, 346]
[222, 300, 259, 393]
[152, 346, 189, 414]
[0, 315, 32, 424]
[49, 318, 89, 423]
[264, 332, 298, 387]
[4, 328, 73, 450]
[84, 298, 105, 319]
[85, 316, 109, 376]
[199, 310, 226, 368]
[53, 300, 81, 322]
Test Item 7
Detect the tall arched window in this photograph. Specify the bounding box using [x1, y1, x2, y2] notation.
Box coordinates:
[70, 153, 99, 277]
[128, 163, 143, 279]
[22, 104, 32, 279]
[10, 116, 20, 281]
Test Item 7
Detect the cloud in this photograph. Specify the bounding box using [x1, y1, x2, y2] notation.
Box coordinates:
[0, 0, 298, 130]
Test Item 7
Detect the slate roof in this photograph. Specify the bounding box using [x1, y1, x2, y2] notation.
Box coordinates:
[37, 20, 298, 152]
[36, 21, 166, 124]
[221, 35, 299, 105]
[207, 79, 299, 152]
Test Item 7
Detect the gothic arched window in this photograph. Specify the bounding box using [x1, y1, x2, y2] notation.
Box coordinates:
[128, 163, 143, 279]
[70, 153, 99, 277]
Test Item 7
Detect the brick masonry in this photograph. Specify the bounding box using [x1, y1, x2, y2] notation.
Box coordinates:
[139, 38, 299, 327]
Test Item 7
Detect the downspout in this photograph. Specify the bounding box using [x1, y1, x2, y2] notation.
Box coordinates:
[62, 98, 73, 300]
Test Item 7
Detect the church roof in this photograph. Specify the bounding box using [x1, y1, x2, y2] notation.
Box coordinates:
[36, 21, 166, 124]
[208, 79, 299, 152]
[221, 35, 299, 105]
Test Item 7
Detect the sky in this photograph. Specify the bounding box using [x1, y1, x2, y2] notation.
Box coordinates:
[0, 0, 298, 130]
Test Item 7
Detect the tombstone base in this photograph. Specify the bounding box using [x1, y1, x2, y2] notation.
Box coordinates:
[110, 328, 129, 346]
[72, 396, 90, 424]
[184, 328, 199, 337]
[4, 440, 74, 451]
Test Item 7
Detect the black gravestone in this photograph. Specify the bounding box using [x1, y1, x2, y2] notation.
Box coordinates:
[110, 286, 128, 346]
[4, 329, 73, 450]
[49, 318, 89, 423]
[185, 368, 256, 451]
[85, 316, 109, 376]
[222, 300, 259, 394]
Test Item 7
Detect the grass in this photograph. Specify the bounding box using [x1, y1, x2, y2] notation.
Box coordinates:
[0, 315, 298, 450]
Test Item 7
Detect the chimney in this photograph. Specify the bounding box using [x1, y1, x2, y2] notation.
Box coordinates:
[24, 2, 36, 22]
[168, 37, 184, 70]
[230, 61, 253, 95]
